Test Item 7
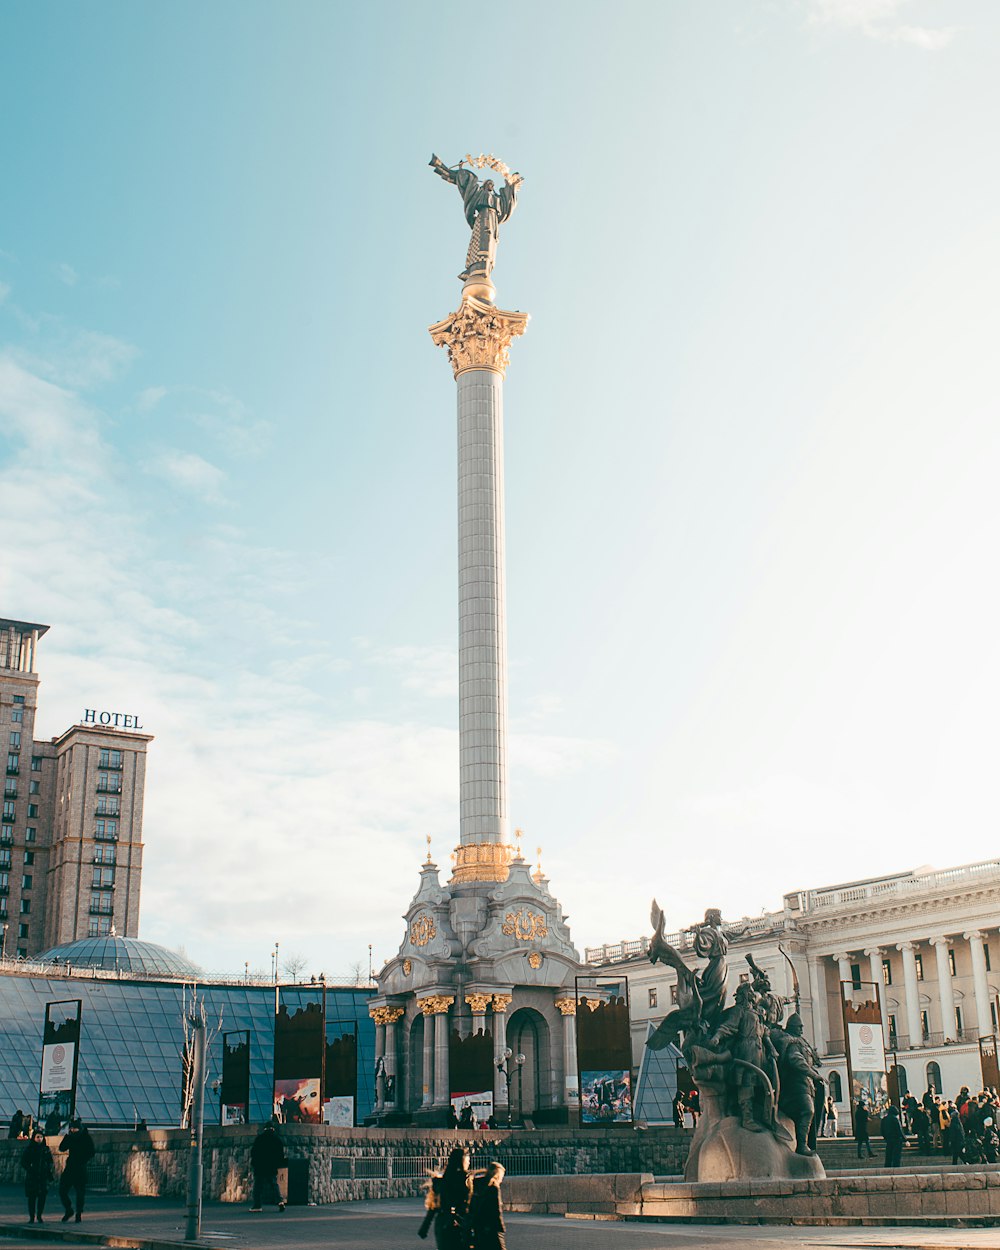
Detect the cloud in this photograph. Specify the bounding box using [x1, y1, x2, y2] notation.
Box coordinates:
[803, 0, 955, 48]
[9, 323, 137, 389]
[358, 640, 458, 698]
[133, 384, 270, 456]
[55, 262, 78, 286]
[0, 282, 10, 305]
[136, 385, 167, 412]
[144, 448, 228, 502]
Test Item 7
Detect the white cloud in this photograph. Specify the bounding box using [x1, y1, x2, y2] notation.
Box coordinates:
[136, 385, 167, 412]
[803, 0, 955, 48]
[10, 324, 137, 389]
[359, 640, 458, 698]
[145, 449, 228, 502]
[55, 262, 78, 286]
[0, 282, 10, 305]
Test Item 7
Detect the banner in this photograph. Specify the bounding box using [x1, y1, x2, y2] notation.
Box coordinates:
[273, 989, 325, 1124]
[575, 976, 633, 1124]
[841, 981, 888, 1123]
[38, 1000, 82, 1130]
[980, 1034, 1000, 1090]
[221, 1030, 251, 1125]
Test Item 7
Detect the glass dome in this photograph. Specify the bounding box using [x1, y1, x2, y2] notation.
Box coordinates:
[36, 936, 202, 979]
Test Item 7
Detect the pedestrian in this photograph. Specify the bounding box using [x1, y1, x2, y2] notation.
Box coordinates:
[20, 1129, 54, 1223]
[8, 1110, 25, 1140]
[469, 1161, 507, 1250]
[671, 1090, 684, 1129]
[881, 1105, 904, 1168]
[911, 1102, 931, 1153]
[824, 1096, 838, 1137]
[854, 1098, 875, 1159]
[686, 1088, 701, 1125]
[448, 1104, 459, 1129]
[58, 1120, 94, 1222]
[946, 1108, 966, 1165]
[981, 1117, 999, 1164]
[248, 1123, 286, 1213]
[938, 1100, 951, 1152]
[419, 1146, 472, 1249]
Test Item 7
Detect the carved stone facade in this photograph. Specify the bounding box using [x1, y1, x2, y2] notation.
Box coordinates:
[587, 858, 1000, 1110]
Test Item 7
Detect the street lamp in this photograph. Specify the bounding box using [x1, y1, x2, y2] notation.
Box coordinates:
[515, 1053, 526, 1125]
[496, 1048, 527, 1127]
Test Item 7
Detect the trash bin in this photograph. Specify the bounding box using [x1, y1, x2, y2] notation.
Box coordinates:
[286, 1159, 310, 1206]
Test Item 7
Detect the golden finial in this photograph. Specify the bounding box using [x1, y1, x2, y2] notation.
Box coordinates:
[533, 845, 544, 884]
[425, 835, 433, 865]
[515, 827, 523, 858]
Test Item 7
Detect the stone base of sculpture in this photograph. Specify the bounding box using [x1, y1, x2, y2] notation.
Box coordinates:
[684, 1086, 825, 1182]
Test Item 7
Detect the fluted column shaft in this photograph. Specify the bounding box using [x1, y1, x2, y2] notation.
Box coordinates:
[434, 1008, 451, 1107]
[810, 958, 830, 1054]
[421, 1013, 435, 1108]
[966, 931, 993, 1037]
[493, 995, 511, 1111]
[866, 948, 889, 1035]
[457, 368, 508, 846]
[930, 938, 957, 1042]
[898, 941, 922, 1045]
[555, 999, 579, 1106]
[373, 1023, 386, 1111]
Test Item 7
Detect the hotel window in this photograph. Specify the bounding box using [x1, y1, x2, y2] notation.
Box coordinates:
[6, 754, 18, 773]
[3, 780, 15, 798]
[97, 772, 122, 794]
[97, 796, 120, 816]
[9, 731, 19, 748]
[0, 871, 8, 890]
[23, 851, 33, 866]
[29, 780, 39, 795]
[18, 923, 28, 939]
[20, 898, 30, 914]
[89, 890, 113, 914]
[914, 954, 924, 980]
[985, 946, 992, 973]
[881, 959, 892, 985]
[2, 802, 14, 821]
[95, 819, 118, 840]
[27, 804, 37, 818]
[11, 708, 22, 724]
[0, 825, 11, 843]
[99, 749, 123, 769]
[91, 866, 115, 888]
[0, 851, 10, 869]
[88, 915, 112, 937]
[31, 757, 41, 771]
[21, 874, 31, 891]
[95, 845, 116, 865]
[955, 1005, 964, 1033]
[949, 949, 957, 976]
[648, 987, 657, 1008]
[24, 827, 35, 843]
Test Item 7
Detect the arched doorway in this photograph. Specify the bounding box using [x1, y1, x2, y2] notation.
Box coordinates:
[925, 1060, 942, 1095]
[407, 1012, 425, 1112]
[828, 1070, 842, 1102]
[506, 1008, 553, 1121]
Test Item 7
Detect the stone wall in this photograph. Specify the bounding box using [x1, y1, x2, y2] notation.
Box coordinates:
[0, 1124, 689, 1205]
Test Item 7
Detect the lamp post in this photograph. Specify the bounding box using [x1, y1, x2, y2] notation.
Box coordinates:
[496, 1047, 514, 1128]
[515, 1052, 526, 1125]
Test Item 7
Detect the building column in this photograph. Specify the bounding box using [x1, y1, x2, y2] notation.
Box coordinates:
[430, 997, 454, 1108]
[809, 957, 831, 1054]
[835, 953, 853, 987]
[965, 931, 993, 1038]
[383, 1008, 403, 1109]
[492, 994, 512, 1113]
[897, 941, 923, 1047]
[554, 997, 579, 1107]
[929, 937, 957, 1043]
[865, 948, 889, 1035]
[420, 999, 437, 1107]
[371, 1016, 386, 1111]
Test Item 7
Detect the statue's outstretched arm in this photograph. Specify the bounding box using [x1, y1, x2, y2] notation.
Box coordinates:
[429, 153, 459, 185]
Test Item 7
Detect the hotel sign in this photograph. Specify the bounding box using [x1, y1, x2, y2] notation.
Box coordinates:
[83, 709, 144, 730]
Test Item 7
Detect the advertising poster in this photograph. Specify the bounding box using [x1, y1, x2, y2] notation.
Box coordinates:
[38, 1000, 81, 1129]
[221, 1031, 251, 1126]
[450, 1090, 494, 1126]
[580, 1070, 632, 1123]
[575, 976, 633, 1125]
[273, 990, 325, 1124]
[325, 1022, 358, 1127]
[841, 981, 889, 1122]
[322, 1096, 355, 1126]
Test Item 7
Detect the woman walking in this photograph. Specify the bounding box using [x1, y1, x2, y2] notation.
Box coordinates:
[419, 1147, 472, 1250]
[469, 1162, 507, 1250]
[20, 1129, 55, 1223]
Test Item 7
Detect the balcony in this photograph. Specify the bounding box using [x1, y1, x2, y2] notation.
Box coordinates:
[96, 783, 122, 795]
[88, 904, 114, 915]
[92, 855, 116, 866]
[99, 758, 123, 770]
[6, 765, 18, 776]
[95, 805, 120, 817]
[94, 831, 119, 843]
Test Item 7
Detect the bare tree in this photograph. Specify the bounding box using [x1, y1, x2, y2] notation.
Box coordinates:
[349, 960, 365, 986]
[282, 952, 308, 983]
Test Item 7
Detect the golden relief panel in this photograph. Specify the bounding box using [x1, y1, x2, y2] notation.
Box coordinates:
[402, 958, 412, 976]
[501, 910, 548, 942]
[409, 914, 437, 947]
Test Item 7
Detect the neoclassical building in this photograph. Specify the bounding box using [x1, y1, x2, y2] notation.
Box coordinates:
[586, 858, 1000, 1108]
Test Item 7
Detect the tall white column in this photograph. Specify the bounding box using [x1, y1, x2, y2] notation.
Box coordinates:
[555, 998, 579, 1107]
[965, 931, 993, 1037]
[835, 953, 853, 987]
[897, 941, 923, 1047]
[930, 937, 957, 1043]
[810, 957, 830, 1054]
[865, 948, 889, 1034]
[430, 298, 527, 883]
[432, 999, 454, 1107]
[492, 994, 511, 1112]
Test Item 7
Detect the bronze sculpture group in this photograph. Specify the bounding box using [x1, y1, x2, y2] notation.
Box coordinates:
[647, 902, 825, 1160]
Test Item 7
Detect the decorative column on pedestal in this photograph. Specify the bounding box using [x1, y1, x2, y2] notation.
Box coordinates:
[466, 993, 491, 1036]
[369, 1012, 386, 1111]
[492, 994, 512, 1112]
[865, 948, 889, 1036]
[897, 941, 923, 1046]
[429, 151, 528, 888]
[929, 936, 957, 1042]
[964, 931, 993, 1037]
[381, 1007, 404, 1110]
[424, 995, 455, 1108]
[554, 997, 579, 1107]
[419, 999, 438, 1108]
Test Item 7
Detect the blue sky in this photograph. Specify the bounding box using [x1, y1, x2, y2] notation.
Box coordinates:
[1, 0, 998, 977]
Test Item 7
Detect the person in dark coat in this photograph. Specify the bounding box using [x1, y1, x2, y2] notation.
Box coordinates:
[249, 1123, 286, 1212]
[946, 1108, 966, 1165]
[881, 1105, 904, 1168]
[910, 1103, 931, 1153]
[419, 1146, 472, 1250]
[58, 1120, 95, 1221]
[8, 1110, 26, 1140]
[854, 1098, 875, 1158]
[469, 1161, 507, 1250]
[20, 1130, 55, 1222]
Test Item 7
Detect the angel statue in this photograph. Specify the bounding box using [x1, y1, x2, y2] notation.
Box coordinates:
[429, 153, 522, 288]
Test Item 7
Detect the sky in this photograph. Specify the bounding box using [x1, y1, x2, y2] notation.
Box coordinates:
[1, 0, 998, 979]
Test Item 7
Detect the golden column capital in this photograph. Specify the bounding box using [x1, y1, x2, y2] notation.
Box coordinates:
[370, 1007, 405, 1026]
[491, 994, 513, 1013]
[465, 993, 492, 1014]
[553, 997, 576, 1017]
[429, 295, 529, 379]
[419, 995, 455, 1016]
[451, 842, 514, 884]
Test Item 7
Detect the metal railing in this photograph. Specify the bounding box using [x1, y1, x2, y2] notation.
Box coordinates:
[801, 859, 1000, 914]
